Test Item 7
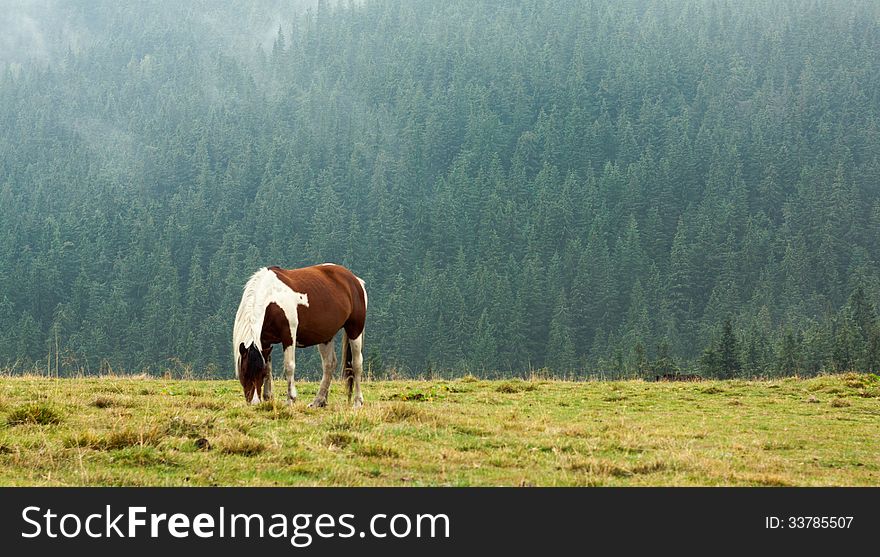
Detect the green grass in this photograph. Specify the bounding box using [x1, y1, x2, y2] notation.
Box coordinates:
[0, 373, 877, 486]
[6, 402, 64, 426]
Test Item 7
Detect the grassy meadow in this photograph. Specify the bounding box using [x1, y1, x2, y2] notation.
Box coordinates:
[0, 373, 878, 486]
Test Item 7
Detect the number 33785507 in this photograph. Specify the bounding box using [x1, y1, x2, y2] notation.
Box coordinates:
[766, 517, 854, 528]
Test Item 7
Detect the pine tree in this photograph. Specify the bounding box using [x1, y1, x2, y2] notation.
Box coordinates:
[650, 340, 679, 377]
[631, 341, 648, 377]
[699, 344, 721, 378]
[547, 289, 577, 375]
[777, 329, 802, 377]
[833, 315, 860, 372]
[718, 319, 741, 379]
[864, 326, 880, 373]
[847, 284, 876, 341]
[470, 309, 498, 377]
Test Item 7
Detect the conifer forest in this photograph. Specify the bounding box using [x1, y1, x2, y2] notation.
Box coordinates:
[2, 0, 879, 379]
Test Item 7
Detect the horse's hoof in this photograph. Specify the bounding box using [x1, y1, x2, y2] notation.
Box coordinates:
[286, 397, 296, 406]
[352, 399, 364, 409]
[308, 398, 327, 408]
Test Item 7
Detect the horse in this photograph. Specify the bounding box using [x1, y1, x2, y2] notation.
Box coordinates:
[232, 263, 368, 408]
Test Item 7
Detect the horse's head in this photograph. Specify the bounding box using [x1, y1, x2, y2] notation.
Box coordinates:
[237, 342, 266, 405]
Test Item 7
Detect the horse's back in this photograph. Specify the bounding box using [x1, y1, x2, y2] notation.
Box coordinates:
[268, 264, 366, 346]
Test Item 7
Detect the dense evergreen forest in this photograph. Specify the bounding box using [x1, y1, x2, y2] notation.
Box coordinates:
[2, 0, 880, 379]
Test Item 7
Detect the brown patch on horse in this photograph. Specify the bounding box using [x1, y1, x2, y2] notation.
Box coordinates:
[267, 265, 366, 347]
[260, 302, 295, 347]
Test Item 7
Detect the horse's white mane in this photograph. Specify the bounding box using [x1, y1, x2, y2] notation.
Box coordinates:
[232, 267, 309, 377]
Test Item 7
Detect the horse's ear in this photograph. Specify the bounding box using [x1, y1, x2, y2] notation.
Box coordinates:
[239, 343, 247, 356]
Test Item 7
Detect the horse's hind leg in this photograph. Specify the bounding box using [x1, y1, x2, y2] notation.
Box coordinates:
[349, 333, 365, 408]
[309, 339, 336, 408]
[261, 347, 273, 401]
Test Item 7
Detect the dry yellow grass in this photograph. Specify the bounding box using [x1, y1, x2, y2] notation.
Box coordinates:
[0, 373, 877, 486]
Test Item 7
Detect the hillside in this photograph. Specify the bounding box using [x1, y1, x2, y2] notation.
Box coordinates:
[1, 1, 880, 376]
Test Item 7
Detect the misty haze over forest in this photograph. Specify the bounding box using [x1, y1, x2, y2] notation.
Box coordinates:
[1, 0, 879, 379]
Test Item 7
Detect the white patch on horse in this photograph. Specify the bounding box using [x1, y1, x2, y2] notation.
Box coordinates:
[250, 390, 261, 405]
[232, 268, 309, 377]
[356, 276, 368, 320]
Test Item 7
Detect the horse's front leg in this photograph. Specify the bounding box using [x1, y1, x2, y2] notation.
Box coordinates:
[283, 343, 297, 405]
[261, 348, 274, 401]
[309, 339, 336, 408]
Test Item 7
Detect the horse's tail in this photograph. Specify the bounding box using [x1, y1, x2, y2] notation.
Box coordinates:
[341, 330, 354, 401]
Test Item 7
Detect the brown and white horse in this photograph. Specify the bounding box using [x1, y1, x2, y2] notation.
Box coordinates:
[233, 264, 368, 408]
